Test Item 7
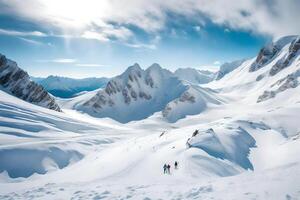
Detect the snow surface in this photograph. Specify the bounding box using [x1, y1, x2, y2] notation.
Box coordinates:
[0, 35, 300, 199]
[174, 68, 216, 84]
[215, 59, 245, 80]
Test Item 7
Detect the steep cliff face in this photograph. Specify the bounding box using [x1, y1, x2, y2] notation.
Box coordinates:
[0, 54, 61, 112]
[269, 37, 300, 76]
[249, 36, 297, 72]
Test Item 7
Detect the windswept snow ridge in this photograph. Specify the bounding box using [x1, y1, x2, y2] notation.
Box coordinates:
[187, 127, 256, 170]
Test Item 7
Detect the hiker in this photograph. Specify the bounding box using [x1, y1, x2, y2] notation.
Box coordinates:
[163, 164, 167, 174]
[174, 161, 178, 169]
[167, 164, 171, 174]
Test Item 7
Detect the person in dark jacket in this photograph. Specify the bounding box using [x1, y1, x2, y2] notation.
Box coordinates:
[174, 161, 178, 169]
[163, 164, 167, 174]
[167, 164, 171, 174]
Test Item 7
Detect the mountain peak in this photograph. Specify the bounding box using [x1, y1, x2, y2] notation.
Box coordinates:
[130, 63, 142, 70]
[148, 63, 161, 69]
[122, 63, 142, 75]
[274, 35, 299, 48]
[0, 53, 61, 111]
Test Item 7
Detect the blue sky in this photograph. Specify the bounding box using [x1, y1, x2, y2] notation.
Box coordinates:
[0, 0, 299, 78]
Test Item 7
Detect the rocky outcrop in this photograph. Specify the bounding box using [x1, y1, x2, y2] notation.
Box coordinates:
[269, 37, 300, 76]
[83, 63, 156, 109]
[250, 36, 299, 73]
[0, 54, 61, 112]
[162, 85, 222, 123]
[257, 69, 300, 103]
[249, 44, 279, 72]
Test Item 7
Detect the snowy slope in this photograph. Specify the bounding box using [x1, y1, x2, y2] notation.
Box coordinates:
[174, 68, 216, 84]
[0, 89, 129, 179]
[0, 35, 300, 199]
[215, 59, 245, 80]
[162, 85, 224, 122]
[1, 87, 299, 199]
[32, 76, 109, 98]
[0, 54, 61, 112]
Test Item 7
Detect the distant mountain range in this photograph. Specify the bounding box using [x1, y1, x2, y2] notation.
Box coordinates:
[1, 35, 299, 123]
[32, 76, 109, 98]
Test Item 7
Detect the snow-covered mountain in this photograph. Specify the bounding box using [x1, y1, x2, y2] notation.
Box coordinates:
[32, 76, 109, 98]
[63, 34, 300, 123]
[0, 35, 300, 200]
[63, 63, 222, 123]
[209, 35, 300, 105]
[68, 63, 187, 123]
[215, 59, 245, 80]
[174, 68, 216, 84]
[0, 54, 61, 112]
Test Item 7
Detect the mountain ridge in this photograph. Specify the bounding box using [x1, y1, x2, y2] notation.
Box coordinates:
[0, 54, 61, 112]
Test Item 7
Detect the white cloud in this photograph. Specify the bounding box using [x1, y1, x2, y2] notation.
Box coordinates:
[18, 37, 44, 45]
[76, 63, 105, 67]
[0, 0, 299, 39]
[81, 25, 133, 42]
[81, 31, 110, 42]
[197, 65, 220, 72]
[36, 59, 106, 66]
[53, 58, 76, 63]
[0, 28, 47, 37]
[36, 58, 77, 63]
[213, 61, 221, 65]
[124, 42, 156, 50]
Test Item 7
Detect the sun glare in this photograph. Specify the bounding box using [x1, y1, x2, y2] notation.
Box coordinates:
[40, 0, 110, 29]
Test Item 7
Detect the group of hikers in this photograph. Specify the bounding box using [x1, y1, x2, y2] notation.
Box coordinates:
[163, 161, 178, 174]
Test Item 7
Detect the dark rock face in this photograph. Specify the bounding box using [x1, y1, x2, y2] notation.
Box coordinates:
[84, 64, 156, 110]
[270, 38, 300, 76]
[0, 54, 61, 112]
[249, 44, 279, 72]
[257, 69, 300, 103]
[257, 91, 276, 103]
[179, 91, 195, 103]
